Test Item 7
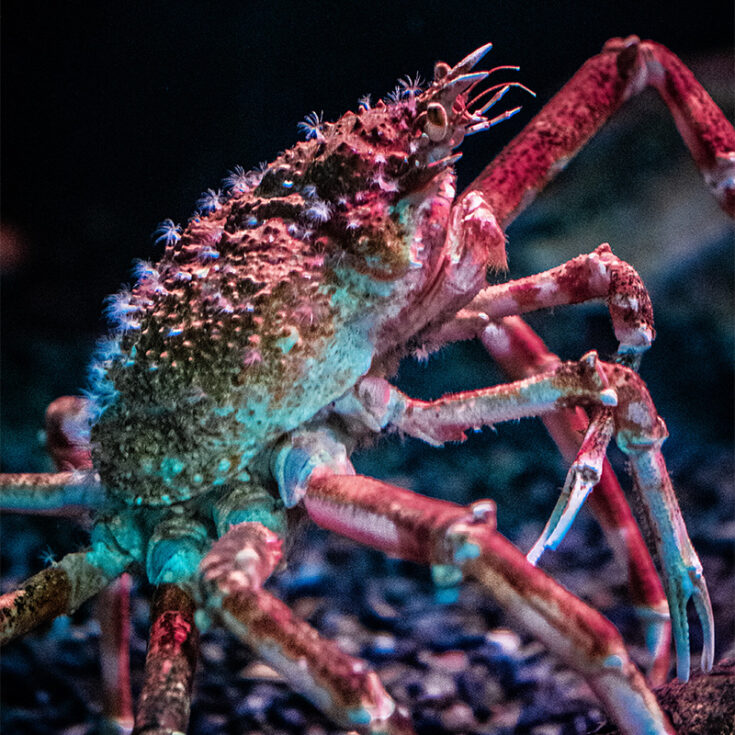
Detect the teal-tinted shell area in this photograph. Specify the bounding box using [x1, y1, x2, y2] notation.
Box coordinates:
[89, 89, 463, 506]
[91, 214, 397, 506]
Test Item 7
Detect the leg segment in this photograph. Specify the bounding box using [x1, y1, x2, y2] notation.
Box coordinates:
[197, 522, 415, 734]
[336, 352, 616, 446]
[97, 577, 135, 734]
[43, 394, 135, 731]
[133, 584, 199, 735]
[524, 406, 615, 564]
[480, 315, 672, 682]
[459, 35, 735, 229]
[0, 396, 99, 518]
[605, 364, 715, 681]
[475, 320, 713, 680]
[44, 395, 93, 471]
[0, 470, 104, 516]
[344, 341, 711, 681]
[301, 469, 674, 735]
[466, 243, 655, 361]
[0, 551, 120, 643]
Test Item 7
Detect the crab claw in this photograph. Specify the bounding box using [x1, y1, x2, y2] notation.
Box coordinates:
[617, 417, 715, 681]
[528, 409, 614, 564]
[659, 548, 714, 682]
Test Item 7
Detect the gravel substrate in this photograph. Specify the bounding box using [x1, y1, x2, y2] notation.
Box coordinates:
[1, 436, 733, 734]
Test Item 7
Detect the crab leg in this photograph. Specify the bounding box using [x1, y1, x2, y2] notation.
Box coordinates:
[465, 243, 653, 362]
[459, 35, 735, 227]
[0, 397, 101, 517]
[474, 333, 713, 682]
[198, 522, 415, 734]
[97, 577, 135, 734]
[602, 363, 715, 681]
[42, 393, 136, 731]
[427, 243, 654, 368]
[478, 315, 672, 682]
[297, 466, 674, 735]
[343, 352, 616, 448]
[133, 584, 199, 735]
[0, 551, 121, 643]
[348, 351, 712, 681]
[44, 395, 94, 472]
[0, 470, 104, 516]
[525, 406, 614, 563]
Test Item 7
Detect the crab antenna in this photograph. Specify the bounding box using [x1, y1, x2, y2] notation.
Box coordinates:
[486, 64, 522, 75]
[466, 106, 523, 135]
[427, 152, 463, 170]
[450, 42, 494, 77]
[469, 82, 537, 115]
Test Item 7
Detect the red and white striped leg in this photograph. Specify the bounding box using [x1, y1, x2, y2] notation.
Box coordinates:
[303, 473, 674, 735]
[133, 584, 199, 735]
[348, 337, 710, 683]
[198, 522, 415, 734]
[343, 352, 616, 448]
[474, 320, 712, 680]
[467, 243, 653, 361]
[97, 576, 135, 734]
[458, 36, 735, 234]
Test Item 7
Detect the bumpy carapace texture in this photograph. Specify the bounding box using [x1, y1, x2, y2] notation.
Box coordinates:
[92, 67, 489, 507]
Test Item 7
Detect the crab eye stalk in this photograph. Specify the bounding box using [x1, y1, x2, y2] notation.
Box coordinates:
[425, 102, 449, 142]
[433, 60, 451, 81]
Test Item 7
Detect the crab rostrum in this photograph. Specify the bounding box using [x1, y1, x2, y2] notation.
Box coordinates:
[1, 36, 733, 735]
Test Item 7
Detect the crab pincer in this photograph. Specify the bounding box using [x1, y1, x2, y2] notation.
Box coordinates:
[608, 366, 715, 682]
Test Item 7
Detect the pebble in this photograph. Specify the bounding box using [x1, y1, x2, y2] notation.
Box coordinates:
[529, 724, 563, 735]
[60, 726, 91, 735]
[440, 701, 478, 731]
[418, 671, 457, 705]
[484, 628, 522, 656]
[335, 634, 362, 656]
[199, 639, 227, 665]
[417, 649, 469, 673]
[488, 699, 523, 730]
[238, 661, 283, 681]
[458, 663, 505, 711]
[365, 632, 397, 658]
[273, 705, 308, 728]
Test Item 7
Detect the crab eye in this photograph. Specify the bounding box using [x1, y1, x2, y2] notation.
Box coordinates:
[434, 61, 451, 81]
[425, 102, 448, 142]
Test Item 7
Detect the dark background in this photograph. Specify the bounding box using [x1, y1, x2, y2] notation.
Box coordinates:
[1, 2, 733, 733]
[1, 0, 732, 354]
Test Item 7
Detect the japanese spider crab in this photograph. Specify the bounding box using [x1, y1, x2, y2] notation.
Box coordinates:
[1, 36, 733, 735]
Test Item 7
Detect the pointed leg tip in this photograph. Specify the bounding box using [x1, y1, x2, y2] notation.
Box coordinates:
[693, 586, 716, 674]
[526, 542, 544, 566]
[674, 639, 692, 683]
[701, 650, 714, 673]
